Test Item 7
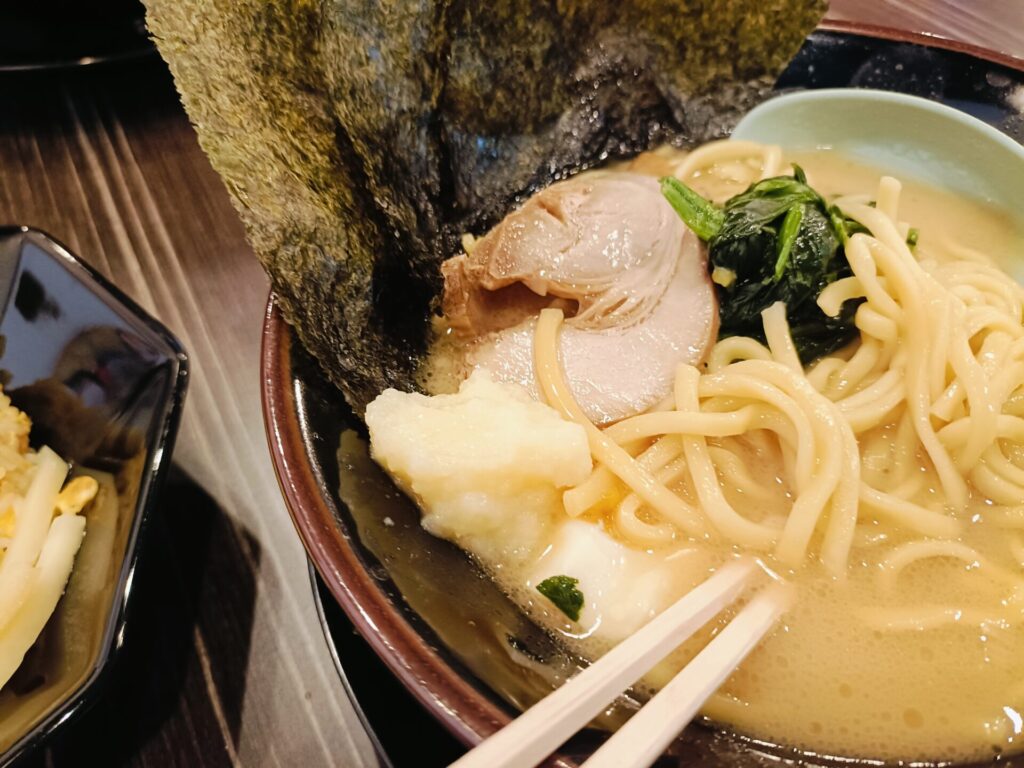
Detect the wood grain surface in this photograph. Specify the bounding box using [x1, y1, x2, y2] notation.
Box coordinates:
[0, 61, 378, 768]
[0, 3, 1018, 767]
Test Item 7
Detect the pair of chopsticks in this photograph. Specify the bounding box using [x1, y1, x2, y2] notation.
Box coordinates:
[450, 558, 791, 768]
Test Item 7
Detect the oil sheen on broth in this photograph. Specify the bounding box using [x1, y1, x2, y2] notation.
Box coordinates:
[406, 147, 1024, 764]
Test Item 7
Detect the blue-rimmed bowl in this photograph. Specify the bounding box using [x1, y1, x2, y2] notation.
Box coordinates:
[733, 88, 1024, 232]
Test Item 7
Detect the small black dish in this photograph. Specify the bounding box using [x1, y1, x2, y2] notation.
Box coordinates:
[0, 227, 187, 766]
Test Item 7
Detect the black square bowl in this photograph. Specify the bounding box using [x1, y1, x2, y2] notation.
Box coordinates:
[0, 227, 187, 765]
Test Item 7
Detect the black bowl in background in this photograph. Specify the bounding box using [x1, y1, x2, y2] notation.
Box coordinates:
[0, 2, 153, 72]
[0, 227, 187, 766]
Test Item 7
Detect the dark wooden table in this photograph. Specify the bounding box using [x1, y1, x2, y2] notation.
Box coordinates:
[0, 5, 1020, 768]
[0, 59, 379, 768]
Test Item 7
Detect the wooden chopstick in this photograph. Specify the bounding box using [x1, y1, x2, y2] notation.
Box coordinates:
[581, 582, 794, 768]
[449, 558, 759, 768]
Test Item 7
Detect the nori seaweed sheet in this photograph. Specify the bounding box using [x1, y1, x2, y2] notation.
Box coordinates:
[143, 0, 825, 414]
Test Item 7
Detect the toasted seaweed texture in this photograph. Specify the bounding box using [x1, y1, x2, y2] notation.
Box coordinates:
[144, 0, 825, 414]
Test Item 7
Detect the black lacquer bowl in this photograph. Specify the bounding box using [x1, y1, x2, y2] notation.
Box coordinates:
[0, 228, 187, 766]
[0, 1, 152, 72]
[264, 30, 1024, 768]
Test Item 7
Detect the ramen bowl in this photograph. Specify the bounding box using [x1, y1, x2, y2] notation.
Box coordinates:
[0, 228, 187, 766]
[262, 31, 1024, 768]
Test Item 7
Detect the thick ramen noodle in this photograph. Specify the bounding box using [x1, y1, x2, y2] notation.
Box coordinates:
[367, 138, 1024, 764]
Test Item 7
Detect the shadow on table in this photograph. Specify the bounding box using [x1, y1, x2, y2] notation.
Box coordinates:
[13, 464, 260, 768]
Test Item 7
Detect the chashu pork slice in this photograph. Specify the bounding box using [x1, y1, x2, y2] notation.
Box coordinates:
[441, 171, 718, 424]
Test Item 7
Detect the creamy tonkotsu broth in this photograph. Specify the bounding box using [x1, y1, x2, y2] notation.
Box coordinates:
[367, 142, 1024, 764]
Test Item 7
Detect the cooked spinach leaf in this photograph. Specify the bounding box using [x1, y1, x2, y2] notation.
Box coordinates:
[773, 203, 804, 280]
[536, 575, 584, 622]
[661, 177, 724, 240]
[662, 170, 864, 363]
[828, 204, 868, 245]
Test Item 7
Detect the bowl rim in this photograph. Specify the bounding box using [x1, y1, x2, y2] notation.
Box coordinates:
[260, 26, 1024, 767]
[733, 86, 1024, 165]
[817, 18, 1024, 71]
[0, 226, 190, 767]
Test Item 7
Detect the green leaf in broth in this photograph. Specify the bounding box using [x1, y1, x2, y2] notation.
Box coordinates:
[537, 575, 585, 622]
